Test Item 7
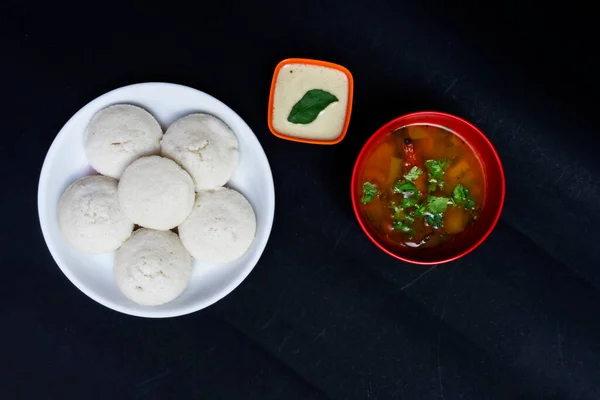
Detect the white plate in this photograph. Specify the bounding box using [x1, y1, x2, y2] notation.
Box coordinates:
[38, 82, 275, 318]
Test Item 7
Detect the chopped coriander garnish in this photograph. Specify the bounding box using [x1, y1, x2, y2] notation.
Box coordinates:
[401, 196, 419, 209]
[361, 182, 378, 204]
[427, 180, 437, 193]
[425, 159, 449, 179]
[414, 204, 427, 218]
[452, 184, 476, 209]
[452, 184, 468, 201]
[425, 213, 444, 229]
[425, 159, 449, 191]
[404, 166, 423, 182]
[386, 161, 477, 237]
[392, 220, 414, 237]
[392, 220, 411, 232]
[394, 178, 420, 211]
[426, 196, 450, 214]
[393, 208, 405, 220]
[391, 203, 406, 220]
[391, 197, 417, 237]
[393, 180, 418, 196]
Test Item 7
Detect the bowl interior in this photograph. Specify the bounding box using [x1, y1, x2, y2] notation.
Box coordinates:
[38, 83, 275, 317]
[351, 112, 505, 264]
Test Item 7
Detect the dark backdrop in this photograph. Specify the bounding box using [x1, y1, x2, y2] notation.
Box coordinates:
[1, 1, 599, 399]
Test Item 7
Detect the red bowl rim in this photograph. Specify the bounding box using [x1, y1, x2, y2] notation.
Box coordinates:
[351, 111, 506, 265]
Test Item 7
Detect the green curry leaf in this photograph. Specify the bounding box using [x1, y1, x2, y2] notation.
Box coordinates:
[287, 89, 339, 124]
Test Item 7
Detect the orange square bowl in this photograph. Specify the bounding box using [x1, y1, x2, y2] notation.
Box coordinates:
[267, 58, 354, 145]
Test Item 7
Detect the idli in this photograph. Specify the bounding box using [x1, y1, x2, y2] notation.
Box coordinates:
[85, 104, 162, 179]
[161, 113, 239, 190]
[58, 175, 133, 254]
[114, 229, 192, 306]
[118, 156, 195, 230]
[178, 188, 256, 264]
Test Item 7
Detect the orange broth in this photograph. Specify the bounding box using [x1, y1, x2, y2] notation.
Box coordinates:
[359, 124, 485, 249]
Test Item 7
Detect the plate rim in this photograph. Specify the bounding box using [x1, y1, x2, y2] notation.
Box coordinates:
[37, 82, 275, 318]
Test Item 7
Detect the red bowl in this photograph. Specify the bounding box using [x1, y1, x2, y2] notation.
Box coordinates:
[351, 111, 505, 265]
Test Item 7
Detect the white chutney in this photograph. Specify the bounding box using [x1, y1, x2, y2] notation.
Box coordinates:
[272, 64, 349, 141]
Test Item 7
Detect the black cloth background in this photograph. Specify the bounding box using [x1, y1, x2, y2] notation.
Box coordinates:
[1, 1, 599, 399]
